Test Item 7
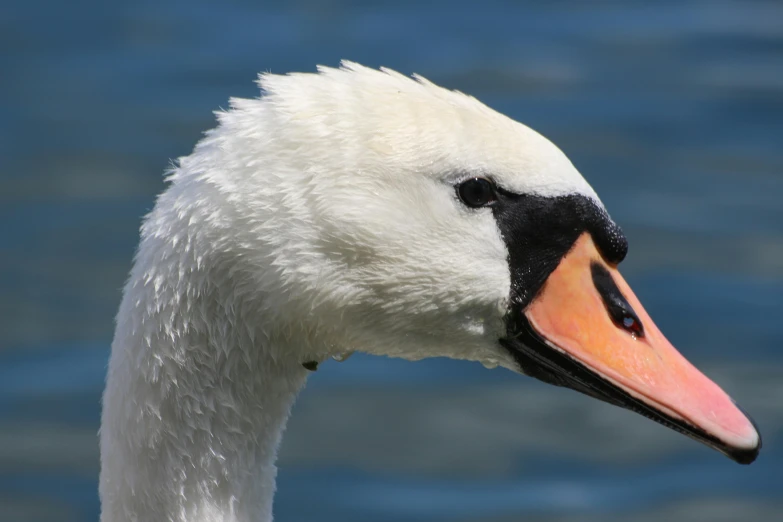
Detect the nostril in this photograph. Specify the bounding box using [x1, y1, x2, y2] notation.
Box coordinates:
[621, 313, 644, 338]
[590, 261, 645, 339]
[608, 303, 645, 340]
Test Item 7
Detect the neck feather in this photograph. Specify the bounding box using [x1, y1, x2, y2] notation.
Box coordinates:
[99, 229, 309, 522]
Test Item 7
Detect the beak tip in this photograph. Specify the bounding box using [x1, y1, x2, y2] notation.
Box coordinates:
[728, 437, 761, 465]
[728, 406, 762, 465]
[714, 401, 761, 464]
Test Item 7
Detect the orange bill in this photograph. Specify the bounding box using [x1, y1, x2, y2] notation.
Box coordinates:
[513, 233, 760, 463]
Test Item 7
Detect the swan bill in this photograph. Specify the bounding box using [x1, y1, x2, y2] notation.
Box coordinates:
[501, 233, 761, 464]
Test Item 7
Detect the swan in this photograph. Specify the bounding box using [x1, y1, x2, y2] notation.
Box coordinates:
[99, 62, 761, 522]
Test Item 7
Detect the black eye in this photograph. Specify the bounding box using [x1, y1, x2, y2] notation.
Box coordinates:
[457, 178, 496, 208]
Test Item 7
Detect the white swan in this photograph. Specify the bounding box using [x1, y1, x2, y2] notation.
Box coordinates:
[99, 62, 760, 522]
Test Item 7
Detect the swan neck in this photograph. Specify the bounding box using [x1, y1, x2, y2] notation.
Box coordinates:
[99, 251, 308, 522]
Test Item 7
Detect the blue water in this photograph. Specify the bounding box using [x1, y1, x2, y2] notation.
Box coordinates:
[2, 1, 782, 521]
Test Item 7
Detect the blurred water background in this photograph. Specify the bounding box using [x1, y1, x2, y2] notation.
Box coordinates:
[1, 1, 782, 521]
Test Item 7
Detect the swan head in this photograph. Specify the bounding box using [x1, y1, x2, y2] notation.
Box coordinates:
[162, 62, 759, 464]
